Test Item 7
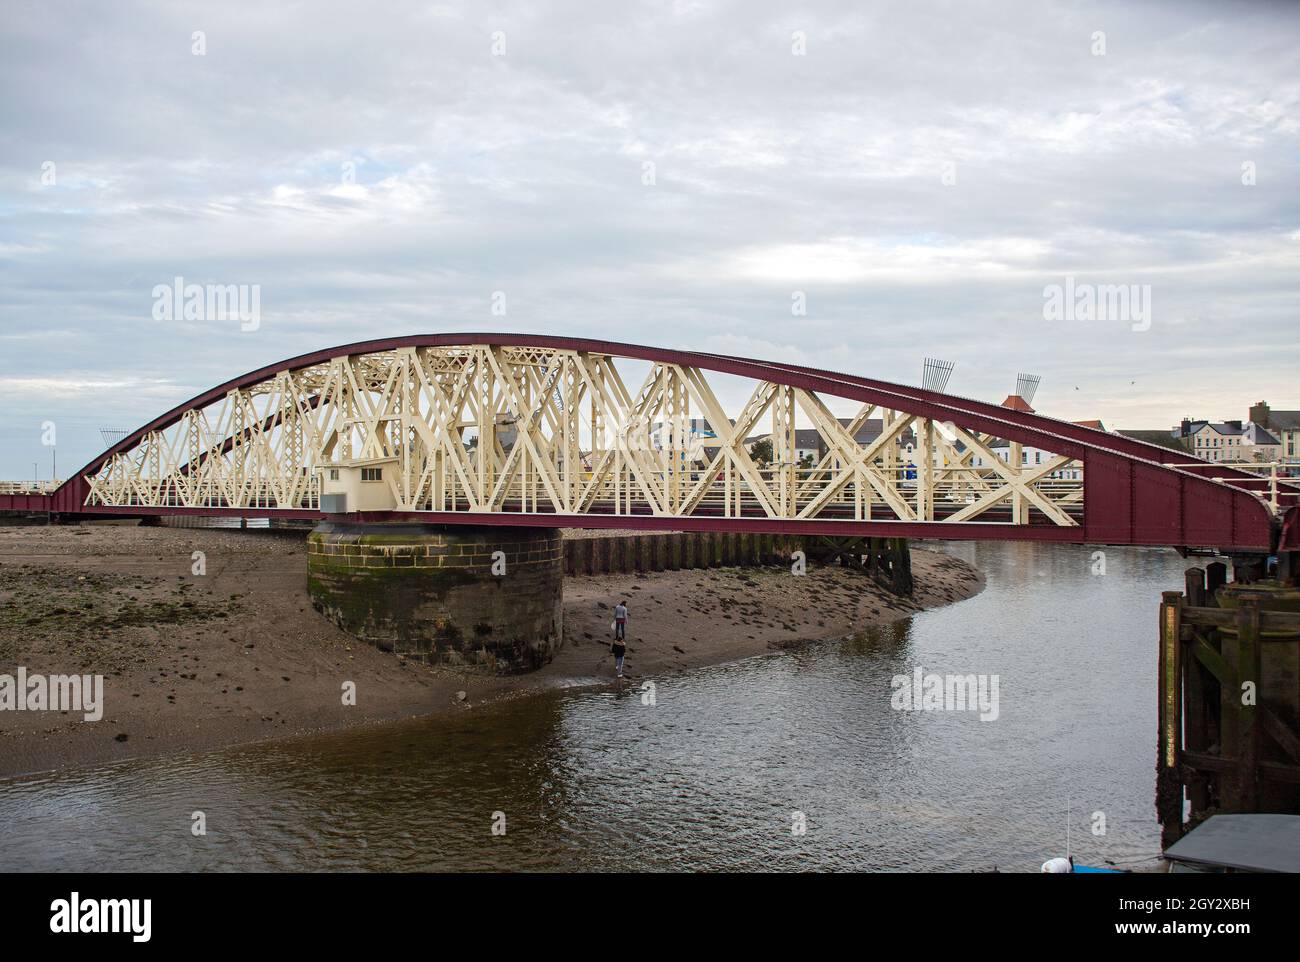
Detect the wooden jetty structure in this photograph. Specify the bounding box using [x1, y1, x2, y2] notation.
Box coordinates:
[1157, 564, 1300, 848]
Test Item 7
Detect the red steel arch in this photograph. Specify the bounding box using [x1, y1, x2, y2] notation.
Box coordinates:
[1, 333, 1286, 552]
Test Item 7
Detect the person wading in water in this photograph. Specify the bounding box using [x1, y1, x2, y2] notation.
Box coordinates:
[611, 600, 628, 677]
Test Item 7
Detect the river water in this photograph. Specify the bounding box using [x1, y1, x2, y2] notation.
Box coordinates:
[0, 541, 1185, 872]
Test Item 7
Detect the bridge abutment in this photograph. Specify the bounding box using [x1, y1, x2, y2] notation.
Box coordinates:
[307, 522, 564, 674]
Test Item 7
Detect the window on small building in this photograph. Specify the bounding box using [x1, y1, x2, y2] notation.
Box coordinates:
[327, 469, 340, 481]
[361, 467, 383, 482]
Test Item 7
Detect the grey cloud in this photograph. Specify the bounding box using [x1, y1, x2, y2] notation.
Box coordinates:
[1, 0, 1298, 476]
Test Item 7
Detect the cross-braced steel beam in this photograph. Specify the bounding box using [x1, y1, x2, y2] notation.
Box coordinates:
[2, 334, 1283, 550]
[83, 343, 1087, 528]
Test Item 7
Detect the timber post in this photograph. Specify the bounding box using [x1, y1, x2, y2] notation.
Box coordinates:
[1157, 589, 1184, 848]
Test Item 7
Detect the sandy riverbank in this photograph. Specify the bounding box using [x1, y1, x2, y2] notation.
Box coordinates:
[0, 524, 984, 779]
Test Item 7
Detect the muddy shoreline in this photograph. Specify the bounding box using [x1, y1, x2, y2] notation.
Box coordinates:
[0, 525, 984, 779]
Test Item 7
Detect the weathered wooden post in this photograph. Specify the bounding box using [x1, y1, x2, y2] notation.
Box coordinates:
[1218, 592, 1243, 809]
[1206, 561, 1228, 597]
[1235, 593, 1263, 813]
[1182, 568, 1210, 813]
[1157, 589, 1184, 847]
[888, 538, 914, 596]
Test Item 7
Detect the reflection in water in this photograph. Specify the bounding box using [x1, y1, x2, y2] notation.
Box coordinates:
[0, 542, 1182, 871]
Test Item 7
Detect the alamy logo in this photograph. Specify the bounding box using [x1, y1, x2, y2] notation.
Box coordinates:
[890, 667, 1000, 721]
[1042, 275, 1151, 331]
[0, 668, 103, 721]
[50, 893, 151, 942]
[152, 276, 261, 330]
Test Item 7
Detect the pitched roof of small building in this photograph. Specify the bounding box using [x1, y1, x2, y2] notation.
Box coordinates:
[835, 417, 916, 447]
[1246, 424, 1281, 445]
[1203, 421, 1246, 436]
[744, 421, 916, 452]
[1180, 419, 1246, 437]
[1001, 394, 1035, 413]
[1265, 411, 1300, 431]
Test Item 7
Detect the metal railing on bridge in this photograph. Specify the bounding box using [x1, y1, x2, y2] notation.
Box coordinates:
[0, 481, 61, 496]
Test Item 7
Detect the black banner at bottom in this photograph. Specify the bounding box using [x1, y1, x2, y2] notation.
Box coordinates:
[0, 871, 1283, 948]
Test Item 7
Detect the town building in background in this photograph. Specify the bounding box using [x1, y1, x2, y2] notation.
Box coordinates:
[1119, 400, 1294, 470]
[1249, 401, 1300, 463]
[1178, 419, 1248, 462]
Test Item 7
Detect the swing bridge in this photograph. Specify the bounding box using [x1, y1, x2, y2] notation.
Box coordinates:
[2, 334, 1297, 555]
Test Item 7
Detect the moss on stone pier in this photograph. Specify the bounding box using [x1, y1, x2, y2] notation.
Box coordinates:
[307, 523, 563, 674]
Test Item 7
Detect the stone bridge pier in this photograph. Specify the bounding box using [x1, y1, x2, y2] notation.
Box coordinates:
[307, 522, 564, 674]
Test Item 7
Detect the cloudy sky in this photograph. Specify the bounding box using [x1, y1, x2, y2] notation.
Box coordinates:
[1, 0, 1297, 480]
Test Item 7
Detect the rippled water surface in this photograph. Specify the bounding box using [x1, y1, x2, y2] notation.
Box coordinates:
[0, 541, 1184, 871]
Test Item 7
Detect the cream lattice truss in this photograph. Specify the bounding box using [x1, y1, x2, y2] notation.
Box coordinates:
[85, 344, 1083, 524]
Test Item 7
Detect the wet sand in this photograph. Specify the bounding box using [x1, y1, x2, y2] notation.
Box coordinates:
[0, 524, 984, 779]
